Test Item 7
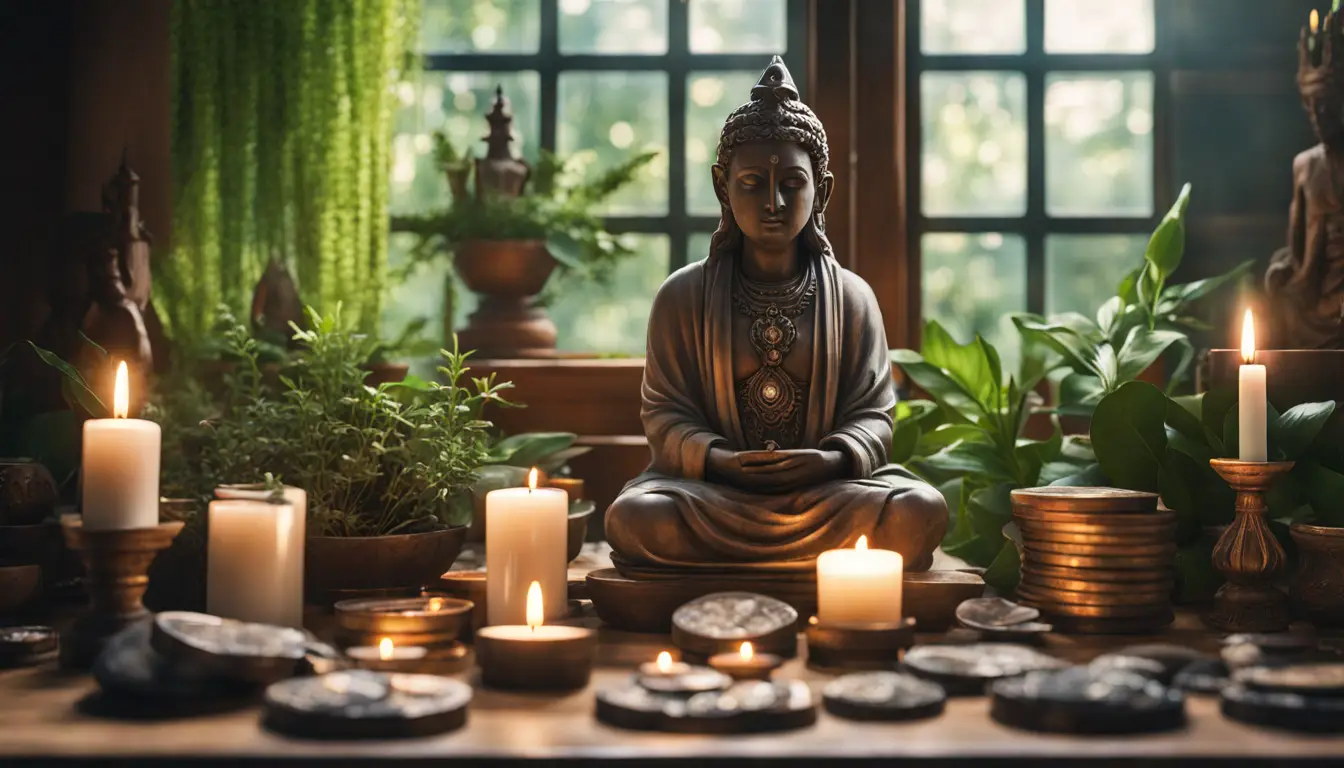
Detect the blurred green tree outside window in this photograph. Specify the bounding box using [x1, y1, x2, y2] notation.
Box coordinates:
[917, 0, 1157, 372]
[386, 0, 797, 357]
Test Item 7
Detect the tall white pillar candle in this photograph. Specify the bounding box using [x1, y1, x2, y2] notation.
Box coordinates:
[207, 499, 301, 627]
[816, 535, 903, 624]
[1239, 309, 1268, 462]
[486, 469, 568, 625]
[81, 361, 160, 530]
[215, 484, 307, 628]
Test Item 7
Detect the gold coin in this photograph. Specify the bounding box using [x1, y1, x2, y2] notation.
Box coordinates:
[1022, 539, 1178, 558]
[1018, 572, 1174, 595]
[1013, 518, 1177, 537]
[1016, 583, 1172, 607]
[1017, 527, 1174, 547]
[1018, 597, 1172, 619]
[1009, 486, 1159, 514]
[1023, 551, 1172, 570]
[1020, 561, 1174, 583]
[1012, 506, 1175, 527]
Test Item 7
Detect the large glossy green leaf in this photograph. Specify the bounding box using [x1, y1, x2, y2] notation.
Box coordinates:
[943, 483, 1015, 567]
[1201, 386, 1237, 449]
[1159, 447, 1203, 544]
[1091, 381, 1168, 493]
[1145, 182, 1191, 282]
[1013, 315, 1100, 378]
[1271, 401, 1336, 459]
[1164, 392, 1219, 463]
[1116, 266, 1143, 305]
[27, 341, 107, 417]
[915, 424, 988, 455]
[1299, 460, 1344, 527]
[920, 320, 1001, 411]
[912, 441, 1016, 485]
[891, 417, 922, 464]
[1095, 296, 1123, 338]
[488, 432, 578, 467]
[890, 350, 980, 424]
[983, 536, 1021, 594]
[1057, 372, 1105, 411]
[1174, 538, 1222, 605]
[1013, 427, 1062, 488]
[1114, 326, 1185, 386]
[1156, 259, 1253, 314]
[1049, 462, 1111, 487]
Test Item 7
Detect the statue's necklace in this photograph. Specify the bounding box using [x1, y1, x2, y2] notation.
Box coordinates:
[731, 258, 817, 449]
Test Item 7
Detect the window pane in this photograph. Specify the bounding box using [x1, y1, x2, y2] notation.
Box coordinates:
[1046, 234, 1147, 317]
[1045, 72, 1154, 217]
[549, 234, 669, 355]
[688, 231, 713, 264]
[383, 233, 479, 378]
[922, 72, 1027, 217]
[1045, 0, 1154, 54]
[558, 72, 669, 215]
[689, 0, 787, 53]
[922, 233, 1026, 372]
[391, 72, 540, 215]
[420, 0, 540, 53]
[559, 0, 668, 54]
[686, 71, 757, 216]
[921, 0, 1025, 54]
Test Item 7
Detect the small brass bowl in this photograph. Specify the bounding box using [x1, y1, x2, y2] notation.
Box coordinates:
[333, 595, 473, 637]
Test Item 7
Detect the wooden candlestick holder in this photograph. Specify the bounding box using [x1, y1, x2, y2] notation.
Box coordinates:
[1205, 460, 1294, 633]
[59, 516, 184, 668]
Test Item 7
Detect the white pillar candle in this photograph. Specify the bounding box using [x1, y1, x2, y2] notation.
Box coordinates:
[485, 468, 568, 625]
[816, 535, 903, 625]
[207, 499, 301, 627]
[1239, 309, 1268, 462]
[81, 361, 160, 530]
[215, 484, 307, 628]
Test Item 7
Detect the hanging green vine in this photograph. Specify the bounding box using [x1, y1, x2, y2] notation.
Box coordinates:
[161, 0, 420, 343]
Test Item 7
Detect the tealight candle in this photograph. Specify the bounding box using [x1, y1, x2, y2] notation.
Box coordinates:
[347, 637, 429, 672]
[816, 535, 903, 625]
[638, 651, 691, 679]
[709, 641, 784, 681]
[81, 361, 160, 530]
[1239, 309, 1268, 462]
[486, 469, 568, 625]
[474, 581, 595, 691]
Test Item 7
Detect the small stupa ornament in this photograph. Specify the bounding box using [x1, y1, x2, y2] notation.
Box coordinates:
[474, 85, 530, 200]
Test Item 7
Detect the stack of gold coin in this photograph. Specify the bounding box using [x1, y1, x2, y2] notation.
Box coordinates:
[1010, 486, 1175, 634]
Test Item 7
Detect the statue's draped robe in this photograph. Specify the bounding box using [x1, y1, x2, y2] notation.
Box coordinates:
[1268, 145, 1344, 348]
[611, 247, 940, 574]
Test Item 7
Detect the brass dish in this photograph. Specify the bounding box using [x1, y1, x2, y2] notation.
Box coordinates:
[333, 596, 473, 636]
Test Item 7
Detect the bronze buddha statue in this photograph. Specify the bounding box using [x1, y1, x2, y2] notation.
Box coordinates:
[1267, 10, 1344, 349]
[605, 57, 948, 575]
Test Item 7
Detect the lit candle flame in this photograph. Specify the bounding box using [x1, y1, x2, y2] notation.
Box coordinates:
[379, 637, 394, 661]
[528, 467, 539, 492]
[1241, 309, 1256, 364]
[856, 535, 868, 551]
[427, 597, 444, 612]
[740, 641, 754, 661]
[113, 361, 129, 419]
[656, 651, 673, 673]
[1312, 9, 1320, 33]
[526, 580, 543, 631]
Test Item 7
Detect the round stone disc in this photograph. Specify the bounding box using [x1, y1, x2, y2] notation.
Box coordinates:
[1172, 659, 1231, 695]
[0, 625, 58, 668]
[990, 667, 1186, 735]
[151, 611, 310, 685]
[1016, 583, 1172, 608]
[1113, 644, 1211, 684]
[597, 679, 816, 734]
[903, 643, 1069, 696]
[1221, 683, 1344, 734]
[822, 672, 946, 722]
[263, 670, 471, 739]
[1089, 654, 1167, 680]
[671, 592, 797, 658]
[955, 598, 1039, 632]
[1022, 539, 1177, 558]
[1021, 562, 1174, 584]
[92, 620, 235, 700]
[1023, 551, 1172, 570]
[1019, 572, 1173, 595]
[1234, 663, 1344, 697]
[637, 667, 732, 695]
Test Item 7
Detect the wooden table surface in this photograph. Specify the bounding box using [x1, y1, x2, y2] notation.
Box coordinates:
[1, 609, 1342, 764]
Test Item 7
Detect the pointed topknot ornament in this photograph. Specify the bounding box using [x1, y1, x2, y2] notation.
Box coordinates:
[750, 55, 799, 105]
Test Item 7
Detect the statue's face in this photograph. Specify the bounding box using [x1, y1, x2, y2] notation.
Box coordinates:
[714, 140, 830, 251]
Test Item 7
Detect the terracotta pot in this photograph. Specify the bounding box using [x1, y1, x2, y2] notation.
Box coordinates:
[0, 459, 58, 526]
[362, 361, 410, 387]
[304, 527, 468, 607]
[454, 239, 557, 298]
[1290, 523, 1344, 628]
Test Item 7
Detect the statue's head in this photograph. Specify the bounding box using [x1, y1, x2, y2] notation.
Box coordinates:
[710, 56, 835, 261]
[1299, 11, 1344, 146]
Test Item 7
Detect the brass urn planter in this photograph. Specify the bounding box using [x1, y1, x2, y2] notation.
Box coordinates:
[453, 239, 558, 359]
[1289, 523, 1344, 628]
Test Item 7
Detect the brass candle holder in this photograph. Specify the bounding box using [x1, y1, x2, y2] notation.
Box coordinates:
[1205, 460, 1295, 633]
[59, 516, 184, 668]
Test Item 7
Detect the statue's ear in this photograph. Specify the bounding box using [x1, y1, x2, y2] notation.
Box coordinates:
[712, 163, 730, 208]
[815, 171, 835, 213]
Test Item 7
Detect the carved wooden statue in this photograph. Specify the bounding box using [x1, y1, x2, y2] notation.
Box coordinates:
[1266, 11, 1344, 349]
[604, 57, 948, 576]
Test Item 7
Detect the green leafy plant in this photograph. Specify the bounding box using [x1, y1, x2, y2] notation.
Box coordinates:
[395, 138, 659, 290]
[146, 305, 515, 536]
[366, 316, 439, 365]
[1013, 183, 1252, 416]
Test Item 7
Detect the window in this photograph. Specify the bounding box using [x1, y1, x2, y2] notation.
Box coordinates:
[386, 0, 805, 356]
[910, 0, 1160, 368]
